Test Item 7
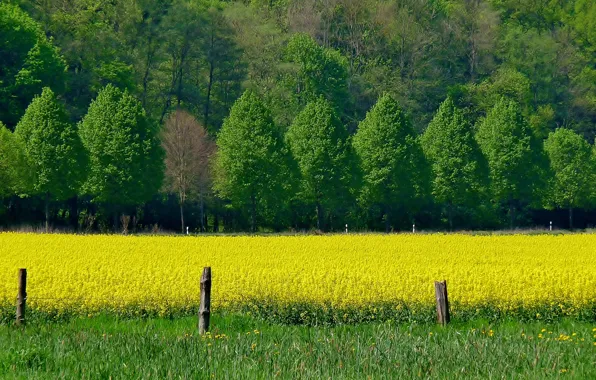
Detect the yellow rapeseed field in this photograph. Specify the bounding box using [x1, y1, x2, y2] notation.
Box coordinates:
[0, 233, 595, 319]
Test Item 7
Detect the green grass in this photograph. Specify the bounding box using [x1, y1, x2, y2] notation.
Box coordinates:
[1, 315, 595, 379]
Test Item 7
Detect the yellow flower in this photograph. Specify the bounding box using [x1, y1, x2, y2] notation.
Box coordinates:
[0, 233, 594, 317]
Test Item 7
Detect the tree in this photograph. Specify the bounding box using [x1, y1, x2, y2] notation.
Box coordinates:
[0, 3, 66, 129]
[352, 94, 429, 232]
[476, 98, 546, 229]
[162, 109, 215, 233]
[14, 88, 86, 232]
[421, 97, 488, 230]
[282, 33, 350, 123]
[79, 84, 164, 227]
[214, 90, 292, 232]
[286, 97, 354, 231]
[200, 5, 246, 133]
[0, 123, 31, 199]
[544, 128, 594, 229]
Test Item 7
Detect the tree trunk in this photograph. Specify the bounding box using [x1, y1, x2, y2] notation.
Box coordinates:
[69, 196, 78, 232]
[213, 211, 219, 233]
[447, 202, 453, 232]
[200, 193, 205, 233]
[113, 212, 119, 233]
[316, 201, 323, 232]
[180, 201, 185, 234]
[509, 199, 515, 230]
[45, 192, 50, 233]
[384, 206, 390, 234]
[204, 60, 214, 128]
[250, 194, 256, 233]
[569, 207, 573, 230]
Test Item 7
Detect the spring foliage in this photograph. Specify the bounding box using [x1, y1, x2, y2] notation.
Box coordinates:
[14, 88, 86, 200]
[353, 94, 429, 225]
[214, 90, 292, 229]
[79, 84, 163, 206]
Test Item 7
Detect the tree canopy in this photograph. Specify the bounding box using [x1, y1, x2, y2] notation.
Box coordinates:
[286, 97, 354, 230]
[1, 0, 596, 232]
[353, 94, 429, 231]
[214, 90, 292, 232]
[79, 84, 163, 209]
[421, 97, 488, 229]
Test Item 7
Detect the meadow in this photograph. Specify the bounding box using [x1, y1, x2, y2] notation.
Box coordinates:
[1, 315, 595, 378]
[1, 233, 595, 324]
[1, 233, 596, 378]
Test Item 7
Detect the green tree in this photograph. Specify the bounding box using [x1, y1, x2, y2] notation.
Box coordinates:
[353, 94, 429, 232]
[421, 97, 488, 230]
[79, 84, 164, 226]
[214, 90, 292, 232]
[14, 87, 86, 232]
[571, 0, 596, 52]
[543, 128, 594, 229]
[0, 123, 31, 199]
[0, 3, 66, 129]
[476, 98, 546, 229]
[281, 33, 349, 124]
[286, 97, 354, 231]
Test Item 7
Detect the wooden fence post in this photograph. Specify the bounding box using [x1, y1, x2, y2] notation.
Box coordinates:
[198, 267, 212, 334]
[434, 280, 450, 325]
[16, 268, 27, 326]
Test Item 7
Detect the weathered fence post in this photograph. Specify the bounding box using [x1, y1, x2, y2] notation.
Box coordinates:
[16, 268, 27, 326]
[198, 267, 212, 334]
[434, 280, 450, 325]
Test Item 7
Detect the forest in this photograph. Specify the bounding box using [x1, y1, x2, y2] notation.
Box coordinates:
[1, 0, 596, 233]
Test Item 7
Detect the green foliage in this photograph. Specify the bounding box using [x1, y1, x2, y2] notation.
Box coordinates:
[286, 98, 355, 229]
[79, 84, 163, 207]
[352, 94, 429, 229]
[0, 123, 31, 198]
[476, 98, 547, 221]
[2, 0, 596, 230]
[282, 34, 349, 121]
[0, 3, 66, 129]
[467, 68, 532, 116]
[544, 128, 595, 211]
[214, 90, 293, 230]
[14, 88, 85, 200]
[571, 0, 596, 52]
[421, 97, 488, 226]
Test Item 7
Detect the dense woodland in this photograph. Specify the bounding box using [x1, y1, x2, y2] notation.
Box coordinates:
[1, 0, 596, 233]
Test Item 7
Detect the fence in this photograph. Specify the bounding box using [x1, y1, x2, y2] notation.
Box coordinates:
[12, 267, 451, 332]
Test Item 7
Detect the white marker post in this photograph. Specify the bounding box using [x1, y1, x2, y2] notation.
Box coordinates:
[345, 224, 348, 234]
[412, 224, 416, 233]
[186, 226, 189, 235]
[549, 221, 552, 232]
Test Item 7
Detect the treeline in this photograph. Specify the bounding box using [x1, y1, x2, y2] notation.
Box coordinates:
[1, 0, 596, 233]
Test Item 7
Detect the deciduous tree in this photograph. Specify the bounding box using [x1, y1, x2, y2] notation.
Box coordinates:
[476, 98, 546, 228]
[79, 84, 164, 228]
[162, 109, 215, 233]
[214, 90, 292, 232]
[14, 88, 86, 232]
[421, 97, 488, 230]
[0, 3, 66, 129]
[0, 123, 31, 199]
[353, 94, 429, 232]
[544, 128, 595, 229]
[286, 97, 354, 231]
